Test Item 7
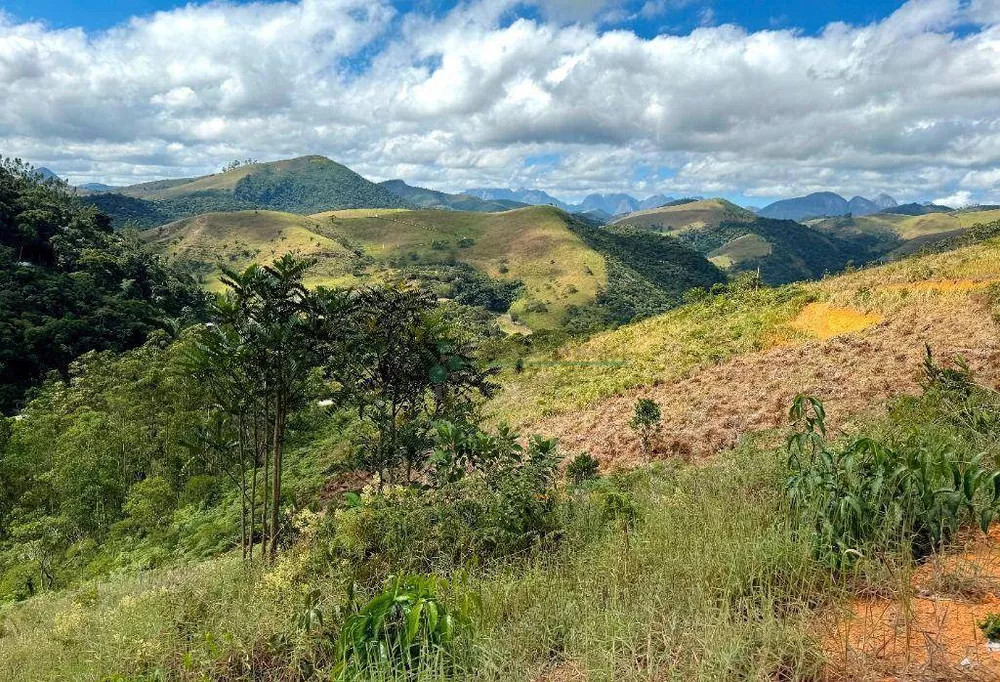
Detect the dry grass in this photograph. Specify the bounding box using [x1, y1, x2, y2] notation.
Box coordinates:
[496, 239, 1000, 468]
[610, 198, 753, 233]
[789, 302, 883, 340]
[825, 526, 1000, 681]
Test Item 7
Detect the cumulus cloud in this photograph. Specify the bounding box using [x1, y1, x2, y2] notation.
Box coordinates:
[1, 0, 1000, 202]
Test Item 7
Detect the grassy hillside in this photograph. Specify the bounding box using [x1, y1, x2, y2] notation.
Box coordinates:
[146, 206, 723, 330]
[609, 197, 753, 233]
[809, 207, 1000, 261]
[143, 211, 360, 291]
[85, 156, 411, 227]
[490, 230, 1000, 448]
[7, 220, 1000, 682]
[673, 217, 873, 284]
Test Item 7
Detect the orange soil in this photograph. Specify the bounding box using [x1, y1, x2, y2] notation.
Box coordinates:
[825, 527, 1000, 681]
[790, 303, 883, 340]
[531, 297, 1000, 468]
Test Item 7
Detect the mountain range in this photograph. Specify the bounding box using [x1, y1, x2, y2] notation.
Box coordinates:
[465, 187, 677, 216]
[757, 192, 899, 221]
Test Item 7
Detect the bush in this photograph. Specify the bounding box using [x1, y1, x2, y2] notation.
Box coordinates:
[566, 453, 600, 485]
[121, 476, 176, 536]
[785, 387, 1000, 568]
[335, 574, 470, 677]
[330, 429, 562, 577]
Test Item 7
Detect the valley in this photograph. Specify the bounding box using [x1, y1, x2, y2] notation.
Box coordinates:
[5, 154, 1000, 682]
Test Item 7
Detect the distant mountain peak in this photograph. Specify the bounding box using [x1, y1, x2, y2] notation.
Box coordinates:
[759, 191, 899, 221]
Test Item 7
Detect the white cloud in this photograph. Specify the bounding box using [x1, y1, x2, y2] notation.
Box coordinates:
[1, 0, 1000, 203]
[933, 189, 974, 206]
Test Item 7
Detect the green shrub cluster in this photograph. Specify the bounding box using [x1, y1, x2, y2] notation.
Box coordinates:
[786, 350, 1000, 568]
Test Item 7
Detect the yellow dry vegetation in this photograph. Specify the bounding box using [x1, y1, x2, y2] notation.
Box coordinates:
[877, 278, 1000, 293]
[787, 302, 883, 340]
[610, 198, 754, 233]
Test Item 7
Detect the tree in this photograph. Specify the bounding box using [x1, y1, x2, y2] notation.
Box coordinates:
[187, 255, 349, 561]
[0, 156, 206, 413]
[330, 285, 496, 487]
[630, 398, 662, 460]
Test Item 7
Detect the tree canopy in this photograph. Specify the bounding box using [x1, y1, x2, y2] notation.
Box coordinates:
[0, 157, 206, 413]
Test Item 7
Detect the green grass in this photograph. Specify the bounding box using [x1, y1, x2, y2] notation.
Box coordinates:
[143, 210, 360, 291]
[610, 198, 754, 233]
[708, 233, 773, 268]
[146, 206, 610, 329]
[0, 441, 835, 682]
[489, 285, 811, 426]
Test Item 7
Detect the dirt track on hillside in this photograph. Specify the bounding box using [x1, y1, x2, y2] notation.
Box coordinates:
[531, 297, 1000, 468]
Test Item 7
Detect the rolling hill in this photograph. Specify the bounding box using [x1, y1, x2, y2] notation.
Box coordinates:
[809, 207, 1000, 259]
[671, 217, 877, 285]
[84, 156, 411, 227]
[145, 206, 724, 331]
[610, 198, 754, 233]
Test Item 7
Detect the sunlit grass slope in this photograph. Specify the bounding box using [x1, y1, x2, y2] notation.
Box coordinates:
[311, 205, 608, 329]
[610, 198, 754, 233]
[147, 206, 610, 329]
[143, 210, 359, 291]
[491, 234, 1000, 427]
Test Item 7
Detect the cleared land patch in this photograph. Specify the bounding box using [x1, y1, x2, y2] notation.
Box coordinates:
[530, 296, 1000, 468]
[788, 302, 883, 339]
[825, 525, 1000, 680]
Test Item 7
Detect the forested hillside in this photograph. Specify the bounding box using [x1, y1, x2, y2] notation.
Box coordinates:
[0, 158, 205, 413]
[83, 156, 411, 228]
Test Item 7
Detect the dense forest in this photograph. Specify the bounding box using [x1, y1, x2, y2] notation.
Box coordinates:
[0, 158, 206, 413]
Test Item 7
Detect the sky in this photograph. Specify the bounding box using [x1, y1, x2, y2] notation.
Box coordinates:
[1, 0, 999, 206]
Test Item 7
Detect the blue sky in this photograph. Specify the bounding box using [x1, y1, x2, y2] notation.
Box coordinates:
[6, 0, 907, 35]
[1, 0, 998, 206]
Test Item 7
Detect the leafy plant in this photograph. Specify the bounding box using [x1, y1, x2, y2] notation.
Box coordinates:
[335, 575, 468, 677]
[979, 613, 1000, 642]
[785, 392, 1000, 568]
[566, 453, 600, 485]
[630, 398, 662, 460]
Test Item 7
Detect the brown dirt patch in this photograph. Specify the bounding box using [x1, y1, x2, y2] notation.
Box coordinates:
[531, 298, 1000, 468]
[824, 527, 1000, 681]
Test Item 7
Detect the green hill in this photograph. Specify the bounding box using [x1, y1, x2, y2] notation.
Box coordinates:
[610, 198, 754, 233]
[145, 206, 723, 331]
[672, 217, 874, 285]
[808, 207, 1000, 259]
[84, 156, 411, 228]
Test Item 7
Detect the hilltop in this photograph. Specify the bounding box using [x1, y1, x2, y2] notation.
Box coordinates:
[83, 156, 411, 227]
[145, 205, 724, 331]
[609, 197, 754, 233]
[377, 179, 527, 212]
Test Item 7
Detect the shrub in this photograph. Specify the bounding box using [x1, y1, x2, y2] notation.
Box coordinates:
[566, 453, 600, 485]
[330, 429, 562, 577]
[979, 613, 1000, 642]
[335, 575, 470, 677]
[785, 392, 1000, 568]
[121, 476, 176, 536]
[630, 398, 662, 459]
